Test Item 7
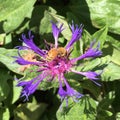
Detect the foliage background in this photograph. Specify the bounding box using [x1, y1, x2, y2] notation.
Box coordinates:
[0, 0, 120, 120]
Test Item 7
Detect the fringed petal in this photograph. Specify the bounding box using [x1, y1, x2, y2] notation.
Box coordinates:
[21, 31, 45, 57]
[66, 22, 83, 50]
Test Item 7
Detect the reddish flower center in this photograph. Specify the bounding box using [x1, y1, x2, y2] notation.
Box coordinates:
[46, 56, 72, 76]
[44, 47, 70, 75]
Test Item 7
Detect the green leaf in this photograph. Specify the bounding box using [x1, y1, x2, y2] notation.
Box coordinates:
[98, 91, 115, 110]
[81, 80, 101, 99]
[107, 35, 120, 50]
[0, 70, 11, 101]
[2, 78, 22, 105]
[86, 0, 120, 35]
[75, 55, 111, 72]
[111, 48, 120, 66]
[14, 98, 48, 120]
[57, 96, 97, 120]
[116, 112, 120, 120]
[0, 33, 5, 46]
[4, 33, 12, 48]
[71, 40, 82, 58]
[40, 7, 72, 41]
[0, 0, 36, 33]
[96, 91, 115, 120]
[97, 109, 113, 120]
[101, 62, 120, 81]
[0, 48, 22, 74]
[0, 108, 10, 120]
[92, 26, 108, 49]
[101, 44, 120, 82]
[39, 9, 55, 35]
[29, 5, 48, 33]
[12, 80, 22, 103]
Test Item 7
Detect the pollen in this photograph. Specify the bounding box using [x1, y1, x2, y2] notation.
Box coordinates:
[20, 51, 37, 72]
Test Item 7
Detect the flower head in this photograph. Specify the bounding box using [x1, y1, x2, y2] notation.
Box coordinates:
[14, 21, 102, 102]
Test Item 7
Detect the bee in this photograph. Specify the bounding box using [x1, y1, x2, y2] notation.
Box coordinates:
[46, 47, 67, 61]
[57, 47, 67, 57]
[46, 48, 58, 61]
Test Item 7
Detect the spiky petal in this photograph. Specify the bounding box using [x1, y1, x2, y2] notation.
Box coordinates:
[58, 74, 83, 102]
[51, 22, 64, 48]
[66, 22, 83, 50]
[72, 41, 102, 62]
[17, 73, 46, 100]
[20, 31, 45, 57]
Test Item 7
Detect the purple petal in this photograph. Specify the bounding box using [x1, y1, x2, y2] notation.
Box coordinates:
[13, 52, 39, 65]
[58, 74, 83, 102]
[71, 41, 102, 62]
[15, 46, 32, 51]
[71, 70, 101, 86]
[63, 76, 83, 99]
[58, 84, 67, 100]
[71, 70, 99, 80]
[66, 22, 83, 50]
[17, 80, 32, 87]
[58, 74, 67, 100]
[51, 21, 64, 48]
[17, 73, 46, 100]
[21, 31, 45, 57]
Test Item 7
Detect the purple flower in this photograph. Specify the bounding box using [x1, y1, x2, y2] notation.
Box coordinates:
[19, 31, 45, 57]
[71, 40, 102, 62]
[58, 74, 83, 102]
[66, 22, 83, 50]
[51, 21, 64, 48]
[14, 21, 102, 102]
[17, 73, 47, 101]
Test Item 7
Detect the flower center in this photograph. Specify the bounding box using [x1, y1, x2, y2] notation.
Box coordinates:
[44, 47, 73, 76]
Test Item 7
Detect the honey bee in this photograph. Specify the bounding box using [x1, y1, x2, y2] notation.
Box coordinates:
[57, 47, 67, 57]
[46, 48, 58, 61]
[46, 47, 67, 61]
